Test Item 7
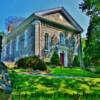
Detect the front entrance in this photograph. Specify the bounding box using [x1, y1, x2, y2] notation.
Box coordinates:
[60, 53, 64, 65]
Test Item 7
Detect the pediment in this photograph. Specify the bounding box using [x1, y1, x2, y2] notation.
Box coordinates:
[35, 7, 83, 32]
[41, 12, 76, 30]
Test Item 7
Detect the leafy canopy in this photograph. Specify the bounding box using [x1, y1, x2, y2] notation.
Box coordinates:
[80, 0, 100, 66]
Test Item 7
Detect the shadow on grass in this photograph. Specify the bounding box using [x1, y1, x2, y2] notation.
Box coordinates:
[8, 72, 100, 100]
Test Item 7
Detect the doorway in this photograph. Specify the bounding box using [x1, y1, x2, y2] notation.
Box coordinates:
[60, 53, 64, 65]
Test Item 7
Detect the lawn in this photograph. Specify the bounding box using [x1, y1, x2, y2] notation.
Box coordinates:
[49, 67, 100, 77]
[2, 71, 99, 100]
[9, 67, 100, 77]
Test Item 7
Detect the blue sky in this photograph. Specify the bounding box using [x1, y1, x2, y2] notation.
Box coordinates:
[0, 0, 90, 37]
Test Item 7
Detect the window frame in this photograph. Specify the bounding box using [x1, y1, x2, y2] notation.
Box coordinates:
[60, 33, 65, 45]
[44, 33, 49, 51]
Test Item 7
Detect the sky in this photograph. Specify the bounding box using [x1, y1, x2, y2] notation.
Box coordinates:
[0, 0, 90, 37]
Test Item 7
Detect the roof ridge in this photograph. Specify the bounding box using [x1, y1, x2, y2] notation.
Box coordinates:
[34, 7, 64, 15]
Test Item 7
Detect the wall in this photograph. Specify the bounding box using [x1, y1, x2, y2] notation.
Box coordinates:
[40, 22, 79, 66]
[1, 25, 35, 62]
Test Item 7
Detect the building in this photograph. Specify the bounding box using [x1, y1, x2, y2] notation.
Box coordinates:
[1, 7, 83, 66]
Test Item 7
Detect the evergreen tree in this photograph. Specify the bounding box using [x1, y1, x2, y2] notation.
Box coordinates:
[0, 32, 4, 60]
[51, 51, 60, 66]
[80, 0, 100, 66]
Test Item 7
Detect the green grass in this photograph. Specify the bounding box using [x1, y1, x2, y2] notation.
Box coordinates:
[9, 67, 100, 77]
[49, 67, 100, 77]
[4, 72, 100, 100]
[9, 68, 32, 73]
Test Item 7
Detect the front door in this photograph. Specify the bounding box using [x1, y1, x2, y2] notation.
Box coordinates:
[60, 53, 64, 65]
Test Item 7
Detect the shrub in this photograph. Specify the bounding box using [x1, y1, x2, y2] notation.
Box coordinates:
[83, 56, 91, 68]
[32, 60, 47, 71]
[15, 56, 47, 71]
[15, 57, 28, 68]
[45, 62, 51, 66]
[94, 66, 100, 74]
[91, 57, 100, 66]
[72, 56, 80, 67]
[51, 51, 60, 66]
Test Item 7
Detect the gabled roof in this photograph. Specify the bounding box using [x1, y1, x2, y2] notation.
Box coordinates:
[35, 7, 83, 32]
[6, 7, 83, 42]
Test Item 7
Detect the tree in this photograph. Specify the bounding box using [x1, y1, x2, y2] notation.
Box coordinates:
[88, 16, 100, 65]
[80, 0, 100, 66]
[72, 55, 80, 67]
[79, 0, 100, 17]
[51, 51, 60, 66]
[0, 32, 4, 60]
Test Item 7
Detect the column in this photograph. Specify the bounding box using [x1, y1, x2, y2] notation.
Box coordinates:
[64, 51, 68, 67]
[34, 20, 41, 56]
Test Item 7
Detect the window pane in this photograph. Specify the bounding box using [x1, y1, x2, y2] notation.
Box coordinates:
[60, 33, 65, 45]
[45, 33, 49, 50]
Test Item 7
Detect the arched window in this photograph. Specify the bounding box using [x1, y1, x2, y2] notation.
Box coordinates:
[60, 33, 65, 45]
[45, 33, 49, 50]
[65, 37, 69, 47]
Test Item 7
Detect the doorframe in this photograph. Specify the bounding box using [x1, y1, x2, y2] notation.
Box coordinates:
[58, 50, 68, 67]
[60, 52, 64, 65]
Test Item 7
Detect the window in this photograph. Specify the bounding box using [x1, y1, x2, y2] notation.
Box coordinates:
[9, 40, 12, 54]
[7, 44, 10, 55]
[4, 45, 7, 57]
[60, 33, 65, 45]
[16, 36, 19, 51]
[45, 33, 49, 50]
[65, 37, 69, 47]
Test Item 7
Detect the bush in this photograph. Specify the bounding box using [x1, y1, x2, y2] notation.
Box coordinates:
[94, 66, 100, 74]
[15, 57, 28, 68]
[72, 56, 80, 67]
[45, 62, 51, 66]
[15, 56, 47, 71]
[51, 51, 60, 66]
[91, 57, 100, 66]
[83, 56, 91, 68]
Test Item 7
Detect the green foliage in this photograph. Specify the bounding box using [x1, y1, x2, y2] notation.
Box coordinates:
[94, 66, 100, 74]
[45, 62, 51, 66]
[80, 0, 100, 16]
[51, 51, 60, 66]
[15, 57, 28, 68]
[80, 0, 100, 67]
[84, 16, 100, 66]
[15, 56, 47, 71]
[72, 56, 80, 67]
[83, 46, 91, 67]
